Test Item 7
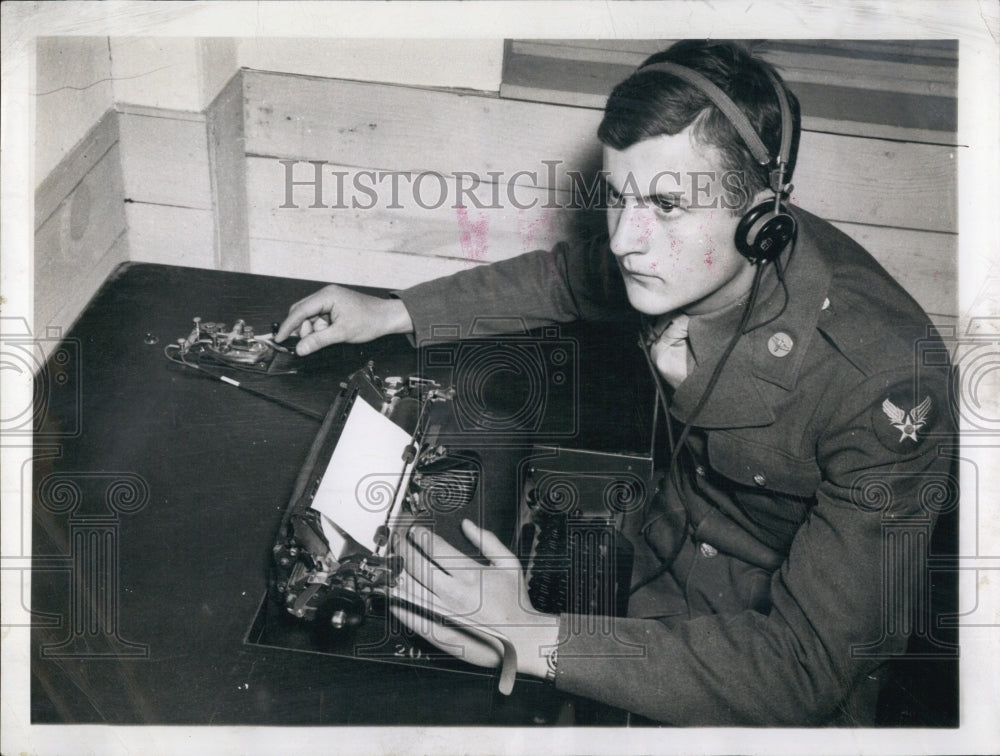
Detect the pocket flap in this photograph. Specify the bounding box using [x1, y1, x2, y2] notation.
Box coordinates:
[707, 430, 821, 498]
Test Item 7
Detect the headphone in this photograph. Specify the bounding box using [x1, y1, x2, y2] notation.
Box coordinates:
[629, 61, 799, 575]
[636, 61, 797, 264]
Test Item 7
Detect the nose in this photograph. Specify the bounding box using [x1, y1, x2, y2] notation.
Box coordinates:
[608, 201, 651, 257]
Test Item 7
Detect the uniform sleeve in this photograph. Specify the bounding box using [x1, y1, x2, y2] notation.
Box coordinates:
[552, 367, 955, 725]
[396, 236, 628, 344]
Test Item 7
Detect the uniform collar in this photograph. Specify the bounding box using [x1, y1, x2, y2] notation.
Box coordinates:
[669, 207, 833, 429]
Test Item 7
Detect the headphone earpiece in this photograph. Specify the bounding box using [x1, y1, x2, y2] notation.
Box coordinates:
[734, 199, 797, 264]
[636, 60, 798, 266]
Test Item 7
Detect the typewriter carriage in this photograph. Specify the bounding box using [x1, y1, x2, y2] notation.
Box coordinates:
[269, 363, 475, 631]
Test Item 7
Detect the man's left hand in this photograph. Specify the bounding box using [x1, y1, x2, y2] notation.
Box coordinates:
[389, 519, 561, 680]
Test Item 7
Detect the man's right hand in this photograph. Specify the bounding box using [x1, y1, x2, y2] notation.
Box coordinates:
[274, 283, 414, 355]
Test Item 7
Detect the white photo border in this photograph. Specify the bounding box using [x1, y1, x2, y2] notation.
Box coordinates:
[3, 2, 998, 755]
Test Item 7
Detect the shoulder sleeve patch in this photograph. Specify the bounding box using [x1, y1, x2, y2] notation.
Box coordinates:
[870, 383, 942, 454]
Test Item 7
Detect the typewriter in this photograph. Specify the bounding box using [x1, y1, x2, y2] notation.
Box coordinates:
[270, 362, 647, 645]
[269, 362, 477, 630]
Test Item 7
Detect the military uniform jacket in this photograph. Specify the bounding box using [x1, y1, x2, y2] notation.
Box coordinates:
[399, 207, 955, 725]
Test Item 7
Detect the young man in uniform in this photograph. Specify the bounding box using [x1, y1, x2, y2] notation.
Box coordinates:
[275, 41, 954, 725]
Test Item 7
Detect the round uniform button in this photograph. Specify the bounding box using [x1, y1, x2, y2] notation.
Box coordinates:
[753, 473, 767, 487]
[767, 332, 794, 357]
[699, 542, 719, 558]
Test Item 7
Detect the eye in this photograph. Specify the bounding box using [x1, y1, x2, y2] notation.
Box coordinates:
[650, 194, 680, 214]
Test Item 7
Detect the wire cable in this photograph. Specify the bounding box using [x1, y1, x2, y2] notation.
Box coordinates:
[632, 263, 769, 595]
[164, 344, 324, 421]
[666, 263, 766, 473]
[743, 255, 788, 334]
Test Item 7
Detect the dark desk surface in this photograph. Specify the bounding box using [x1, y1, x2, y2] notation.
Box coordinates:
[29, 262, 957, 727]
[30, 262, 654, 725]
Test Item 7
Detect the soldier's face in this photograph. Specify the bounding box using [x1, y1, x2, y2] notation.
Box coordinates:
[604, 129, 759, 317]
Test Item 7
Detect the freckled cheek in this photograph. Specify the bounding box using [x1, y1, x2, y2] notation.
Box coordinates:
[702, 234, 716, 267]
[696, 212, 716, 266]
[651, 230, 686, 276]
[632, 212, 655, 243]
[700, 219, 740, 270]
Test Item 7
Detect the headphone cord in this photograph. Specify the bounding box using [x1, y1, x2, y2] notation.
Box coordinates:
[743, 254, 788, 334]
[631, 263, 768, 595]
[669, 262, 766, 462]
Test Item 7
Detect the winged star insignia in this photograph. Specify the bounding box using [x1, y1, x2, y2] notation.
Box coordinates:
[882, 396, 932, 443]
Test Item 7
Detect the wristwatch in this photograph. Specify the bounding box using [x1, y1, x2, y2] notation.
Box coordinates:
[544, 647, 558, 684]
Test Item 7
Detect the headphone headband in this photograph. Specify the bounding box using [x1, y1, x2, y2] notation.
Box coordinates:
[636, 60, 793, 193]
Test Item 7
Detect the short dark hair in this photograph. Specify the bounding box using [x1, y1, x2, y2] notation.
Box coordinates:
[598, 40, 801, 214]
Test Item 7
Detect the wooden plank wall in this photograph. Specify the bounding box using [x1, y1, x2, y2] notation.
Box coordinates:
[36, 41, 957, 335]
[117, 104, 215, 270]
[34, 110, 129, 336]
[241, 64, 958, 326]
[207, 73, 250, 272]
[243, 71, 598, 287]
[35, 89, 224, 333]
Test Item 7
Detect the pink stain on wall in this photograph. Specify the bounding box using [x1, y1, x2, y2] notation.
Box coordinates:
[456, 206, 490, 261]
